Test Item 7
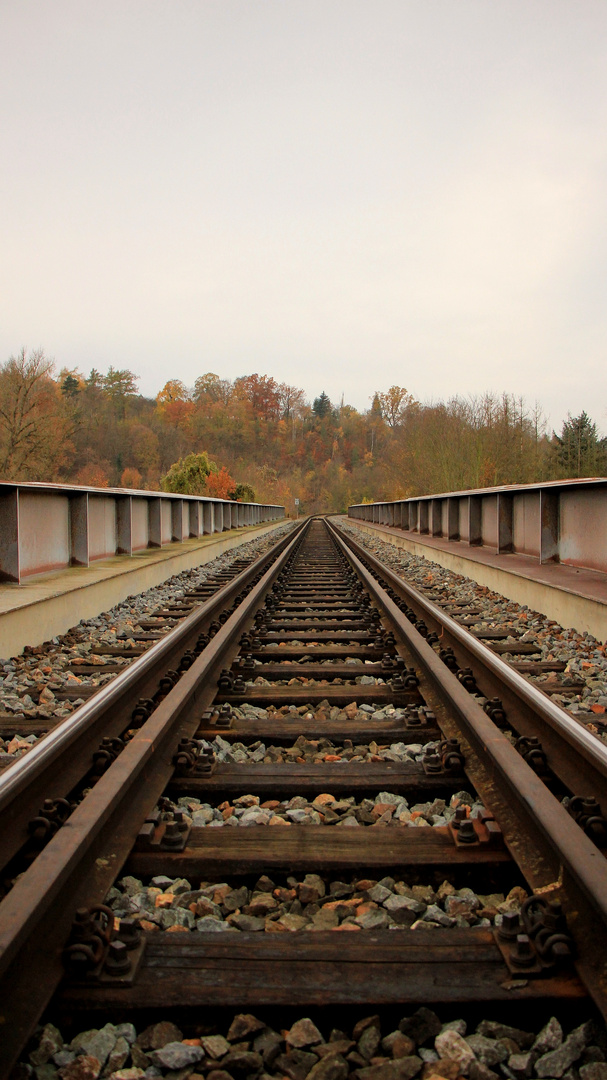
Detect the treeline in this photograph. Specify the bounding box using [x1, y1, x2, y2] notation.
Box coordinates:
[0, 349, 605, 514]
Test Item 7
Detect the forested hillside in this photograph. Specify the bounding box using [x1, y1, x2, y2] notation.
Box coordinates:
[0, 349, 605, 514]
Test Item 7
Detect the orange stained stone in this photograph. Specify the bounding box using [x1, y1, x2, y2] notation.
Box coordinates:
[139, 920, 160, 933]
[274, 887, 297, 902]
[324, 754, 341, 762]
[222, 807, 234, 819]
[323, 897, 360, 911]
[421, 1061, 461, 1080]
[312, 793, 336, 806]
[165, 924, 189, 933]
[355, 902, 378, 916]
[6, 738, 28, 753]
[261, 800, 281, 809]
[154, 893, 175, 908]
[182, 1039, 202, 1046]
[590, 704, 606, 714]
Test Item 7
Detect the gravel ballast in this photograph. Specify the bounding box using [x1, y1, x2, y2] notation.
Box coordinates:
[158, 788, 481, 829]
[105, 870, 525, 933]
[341, 522, 607, 737]
[20, 1008, 607, 1080]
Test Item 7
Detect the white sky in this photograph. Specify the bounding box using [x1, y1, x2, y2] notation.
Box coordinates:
[1, 1, 606, 433]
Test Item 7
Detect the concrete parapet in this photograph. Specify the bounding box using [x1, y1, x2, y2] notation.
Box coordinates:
[0, 520, 287, 657]
[342, 517, 607, 644]
[0, 481, 285, 584]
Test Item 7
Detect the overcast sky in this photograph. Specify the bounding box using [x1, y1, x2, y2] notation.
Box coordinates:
[1, 1, 606, 433]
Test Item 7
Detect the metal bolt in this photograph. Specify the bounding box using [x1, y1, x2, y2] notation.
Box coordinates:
[104, 939, 131, 975]
[118, 918, 141, 950]
[498, 911, 521, 941]
[161, 821, 183, 849]
[511, 933, 535, 968]
[457, 820, 478, 844]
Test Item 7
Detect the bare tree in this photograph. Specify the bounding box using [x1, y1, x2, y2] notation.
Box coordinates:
[0, 348, 72, 479]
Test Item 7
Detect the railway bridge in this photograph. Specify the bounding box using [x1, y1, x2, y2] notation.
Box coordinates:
[0, 479, 606, 1077]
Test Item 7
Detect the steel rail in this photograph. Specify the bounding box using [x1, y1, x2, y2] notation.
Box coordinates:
[333, 520, 607, 805]
[327, 518, 607, 1017]
[0, 519, 309, 1076]
[0, 521, 302, 874]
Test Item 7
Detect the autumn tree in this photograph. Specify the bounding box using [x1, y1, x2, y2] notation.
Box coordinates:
[232, 482, 256, 502]
[375, 386, 416, 428]
[0, 348, 73, 479]
[127, 422, 161, 487]
[156, 380, 194, 430]
[367, 393, 385, 456]
[207, 466, 237, 499]
[75, 463, 110, 487]
[278, 383, 306, 420]
[161, 452, 217, 495]
[121, 467, 143, 488]
[193, 373, 233, 406]
[233, 374, 281, 421]
[102, 367, 139, 419]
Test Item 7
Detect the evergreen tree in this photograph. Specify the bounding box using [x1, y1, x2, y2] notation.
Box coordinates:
[553, 412, 607, 477]
[61, 374, 80, 397]
[312, 391, 332, 418]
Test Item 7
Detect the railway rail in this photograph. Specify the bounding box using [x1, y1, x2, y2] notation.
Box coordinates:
[2, 517, 607, 1075]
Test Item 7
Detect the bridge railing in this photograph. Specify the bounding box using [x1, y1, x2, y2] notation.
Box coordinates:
[0, 481, 284, 583]
[349, 478, 607, 576]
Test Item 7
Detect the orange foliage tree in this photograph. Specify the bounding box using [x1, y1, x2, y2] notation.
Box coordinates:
[121, 467, 143, 488]
[206, 466, 236, 499]
[75, 463, 110, 487]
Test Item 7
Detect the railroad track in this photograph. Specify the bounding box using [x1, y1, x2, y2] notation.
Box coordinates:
[2, 516, 607, 1075]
